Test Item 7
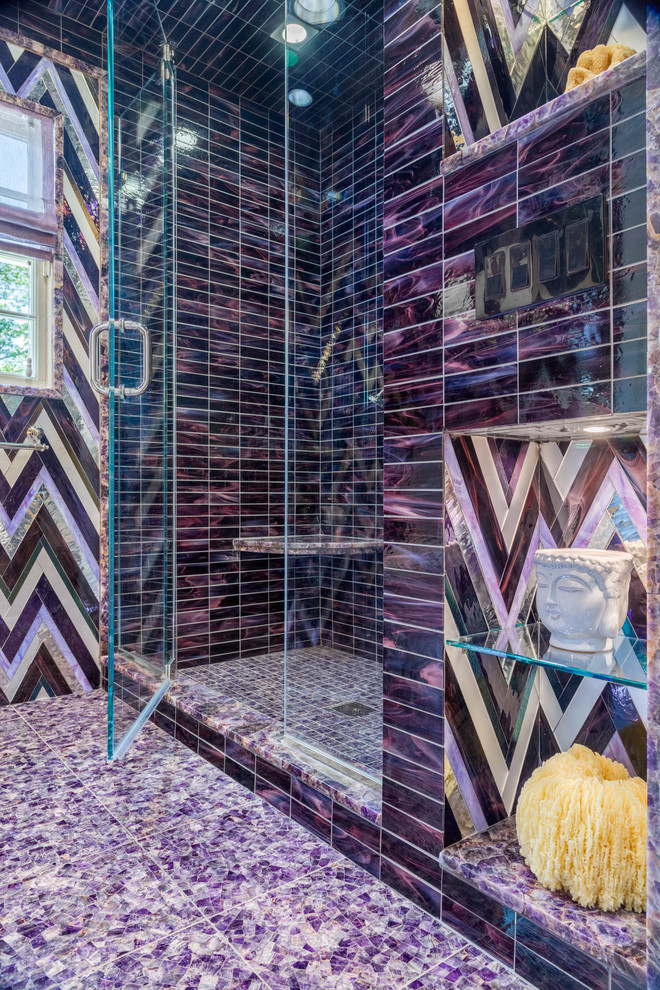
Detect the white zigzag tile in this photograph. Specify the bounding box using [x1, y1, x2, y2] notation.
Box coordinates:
[0, 548, 96, 654]
[0, 621, 87, 700]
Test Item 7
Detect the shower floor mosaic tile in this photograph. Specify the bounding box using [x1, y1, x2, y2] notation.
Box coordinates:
[0, 692, 533, 990]
[186, 647, 384, 774]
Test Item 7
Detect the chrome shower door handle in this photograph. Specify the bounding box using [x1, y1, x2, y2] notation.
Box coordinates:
[120, 321, 153, 397]
[88, 320, 153, 398]
[89, 321, 110, 396]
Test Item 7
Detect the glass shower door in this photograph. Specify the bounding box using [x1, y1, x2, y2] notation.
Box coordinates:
[95, 1, 177, 760]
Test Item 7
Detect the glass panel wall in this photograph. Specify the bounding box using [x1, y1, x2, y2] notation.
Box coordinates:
[106, 0, 177, 755]
[283, 2, 384, 779]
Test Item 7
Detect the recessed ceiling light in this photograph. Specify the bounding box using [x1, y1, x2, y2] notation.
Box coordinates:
[294, 0, 342, 24]
[583, 425, 613, 434]
[289, 88, 313, 106]
[270, 20, 318, 45]
[283, 22, 308, 43]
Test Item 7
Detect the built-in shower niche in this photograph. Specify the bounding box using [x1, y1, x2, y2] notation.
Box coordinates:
[442, 421, 648, 986]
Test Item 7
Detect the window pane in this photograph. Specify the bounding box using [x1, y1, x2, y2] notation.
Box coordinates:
[0, 315, 32, 375]
[0, 133, 29, 207]
[0, 256, 31, 314]
[0, 102, 47, 216]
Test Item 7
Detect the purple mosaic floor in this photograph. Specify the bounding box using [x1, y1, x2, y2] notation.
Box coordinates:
[186, 647, 384, 776]
[1, 691, 533, 990]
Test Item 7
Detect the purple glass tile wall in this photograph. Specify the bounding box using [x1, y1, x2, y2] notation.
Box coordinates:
[381, 0, 446, 913]
[382, 0, 648, 961]
[175, 80, 291, 668]
[440, 72, 647, 431]
[320, 100, 383, 664]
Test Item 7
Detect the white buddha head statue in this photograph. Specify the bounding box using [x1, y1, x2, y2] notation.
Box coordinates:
[534, 548, 634, 653]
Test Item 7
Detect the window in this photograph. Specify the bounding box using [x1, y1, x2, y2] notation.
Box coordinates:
[0, 251, 52, 383]
[0, 95, 58, 391]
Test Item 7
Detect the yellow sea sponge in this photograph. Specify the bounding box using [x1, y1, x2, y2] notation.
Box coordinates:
[609, 43, 636, 66]
[566, 43, 636, 92]
[516, 744, 646, 912]
[577, 45, 610, 75]
[577, 44, 611, 73]
[566, 67, 596, 92]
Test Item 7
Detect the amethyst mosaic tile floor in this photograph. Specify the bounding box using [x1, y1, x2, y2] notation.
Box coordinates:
[0, 691, 533, 990]
[186, 647, 384, 775]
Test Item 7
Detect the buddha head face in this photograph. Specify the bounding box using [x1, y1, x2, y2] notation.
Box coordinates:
[534, 549, 634, 652]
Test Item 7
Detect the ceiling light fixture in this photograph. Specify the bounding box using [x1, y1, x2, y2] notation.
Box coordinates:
[270, 20, 318, 46]
[289, 88, 313, 106]
[583, 424, 614, 434]
[283, 22, 308, 43]
[293, 0, 342, 25]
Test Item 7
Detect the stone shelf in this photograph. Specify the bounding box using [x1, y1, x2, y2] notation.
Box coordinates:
[440, 816, 646, 987]
[233, 536, 382, 556]
[446, 624, 647, 690]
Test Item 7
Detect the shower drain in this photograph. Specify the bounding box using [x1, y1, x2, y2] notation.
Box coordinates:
[332, 702, 376, 717]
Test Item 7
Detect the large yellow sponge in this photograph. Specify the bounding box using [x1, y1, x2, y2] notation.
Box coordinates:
[565, 43, 636, 92]
[516, 745, 646, 912]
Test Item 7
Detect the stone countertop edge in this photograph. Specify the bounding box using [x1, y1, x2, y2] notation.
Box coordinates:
[441, 51, 646, 178]
[439, 816, 646, 985]
[233, 537, 383, 555]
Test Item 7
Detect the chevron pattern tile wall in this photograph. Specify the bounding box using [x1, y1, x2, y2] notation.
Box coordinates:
[444, 433, 648, 842]
[0, 33, 101, 703]
[443, 0, 647, 155]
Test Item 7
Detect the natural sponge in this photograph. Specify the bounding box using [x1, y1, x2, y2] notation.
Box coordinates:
[565, 43, 636, 92]
[516, 744, 646, 912]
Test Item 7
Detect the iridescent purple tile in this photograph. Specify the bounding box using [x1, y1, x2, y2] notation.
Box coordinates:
[519, 310, 610, 360]
[332, 804, 381, 852]
[519, 346, 610, 392]
[444, 394, 518, 432]
[445, 331, 517, 376]
[445, 365, 517, 405]
[445, 173, 516, 232]
[518, 130, 610, 198]
[518, 163, 609, 224]
[386, 175, 442, 235]
[442, 895, 515, 968]
[384, 202, 443, 254]
[380, 857, 442, 918]
[290, 799, 331, 843]
[612, 149, 646, 195]
[612, 74, 646, 122]
[384, 674, 443, 716]
[383, 698, 444, 745]
[292, 777, 332, 820]
[332, 827, 380, 878]
[383, 750, 444, 803]
[444, 143, 517, 201]
[519, 381, 611, 423]
[443, 203, 516, 260]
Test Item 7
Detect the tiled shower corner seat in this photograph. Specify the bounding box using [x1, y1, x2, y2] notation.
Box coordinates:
[111, 654, 382, 824]
[233, 536, 383, 555]
[440, 817, 646, 988]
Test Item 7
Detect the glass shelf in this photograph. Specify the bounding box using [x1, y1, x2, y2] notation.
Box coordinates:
[446, 623, 647, 689]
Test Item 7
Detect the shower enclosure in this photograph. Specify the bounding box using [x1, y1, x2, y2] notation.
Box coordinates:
[101, 0, 383, 776]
